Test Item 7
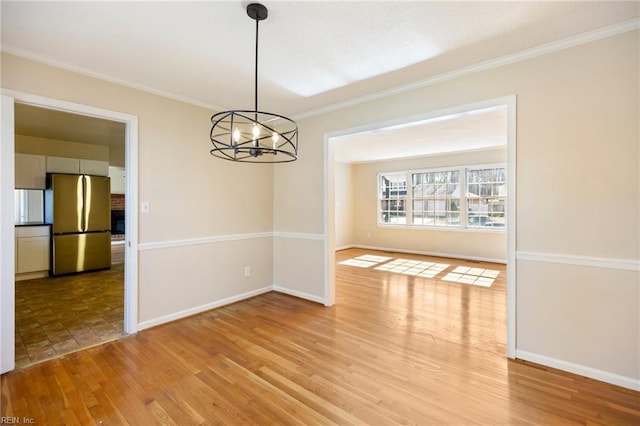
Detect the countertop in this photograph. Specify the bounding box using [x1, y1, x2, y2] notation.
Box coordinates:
[15, 222, 50, 227]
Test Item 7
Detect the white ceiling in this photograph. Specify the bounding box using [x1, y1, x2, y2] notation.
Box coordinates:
[333, 105, 507, 163]
[2, 1, 637, 161]
[2, 1, 638, 117]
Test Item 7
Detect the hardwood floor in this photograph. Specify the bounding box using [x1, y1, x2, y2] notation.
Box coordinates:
[2, 248, 639, 424]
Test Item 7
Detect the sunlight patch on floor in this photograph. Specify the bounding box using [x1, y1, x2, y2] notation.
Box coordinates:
[441, 266, 500, 287]
[375, 258, 450, 278]
[338, 254, 393, 268]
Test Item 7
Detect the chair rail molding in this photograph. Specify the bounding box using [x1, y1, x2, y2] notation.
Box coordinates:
[516, 251, 640, 272]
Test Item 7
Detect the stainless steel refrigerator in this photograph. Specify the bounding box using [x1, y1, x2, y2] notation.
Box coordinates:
[45, 173, 111, 275]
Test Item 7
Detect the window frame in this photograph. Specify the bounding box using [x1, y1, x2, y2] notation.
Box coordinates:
[377, 172, 408, 225]
[377, 162, 507, 232]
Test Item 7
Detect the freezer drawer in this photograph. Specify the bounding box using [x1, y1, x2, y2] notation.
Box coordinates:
[51, 232, 111, 275]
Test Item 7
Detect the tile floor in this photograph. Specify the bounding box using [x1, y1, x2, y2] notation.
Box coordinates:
[14, 244, 125, 368]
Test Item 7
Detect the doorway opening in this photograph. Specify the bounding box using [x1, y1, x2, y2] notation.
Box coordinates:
[0, 92, 139, 373]
[324, 96, 516, 357]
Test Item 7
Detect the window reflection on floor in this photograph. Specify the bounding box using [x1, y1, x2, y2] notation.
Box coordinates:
[338, 253, 500, 287]
[441, 266, 500, 287]
[375, 258, 450, 278]
[338, 254, 392, 268]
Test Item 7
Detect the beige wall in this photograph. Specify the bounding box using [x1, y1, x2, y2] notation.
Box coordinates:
[2, 28, 638, 388]
[2, 52, 274, 326]
[335, 161, 355, 248]
[274, 31, 639, 386]
[349, 149, 507, 261]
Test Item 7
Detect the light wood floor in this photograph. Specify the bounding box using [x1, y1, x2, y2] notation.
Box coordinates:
[2, 248, 639, 424]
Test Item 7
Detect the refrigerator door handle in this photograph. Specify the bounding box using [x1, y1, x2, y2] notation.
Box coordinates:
[76, 175, 84, 233]
[82, 175, 88, 232]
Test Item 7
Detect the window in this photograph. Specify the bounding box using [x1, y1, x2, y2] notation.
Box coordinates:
[466, 167, 506, 228]
[14, 189, 44, 225]
[412, 170, 460, 227]
[378, 164, 506, 230]
[379, 173, 407, 224]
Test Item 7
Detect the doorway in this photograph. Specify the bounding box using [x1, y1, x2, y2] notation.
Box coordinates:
[324, 96, 516, 357]
[0, 92, 139, 373]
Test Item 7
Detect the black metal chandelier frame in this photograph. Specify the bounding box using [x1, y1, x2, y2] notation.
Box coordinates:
[210, 3, 298, 163]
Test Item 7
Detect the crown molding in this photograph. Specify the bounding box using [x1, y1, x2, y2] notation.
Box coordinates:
[0, 47, 223, 112]
[293, 18, 640, 120]
[2, 18, 638, 119]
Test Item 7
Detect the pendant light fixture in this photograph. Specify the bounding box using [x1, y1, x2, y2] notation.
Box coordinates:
[210, 3, 298, 163]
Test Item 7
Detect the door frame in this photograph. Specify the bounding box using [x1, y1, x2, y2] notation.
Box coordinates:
[0, 90, 139, 373]
[323, 95, 517, 358]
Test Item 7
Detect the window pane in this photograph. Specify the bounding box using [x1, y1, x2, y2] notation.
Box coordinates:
[379, 173, 407, 224]
[466, 166, 507, 228]
[447, 212, 460, 225]
[410, 170, 460, 227]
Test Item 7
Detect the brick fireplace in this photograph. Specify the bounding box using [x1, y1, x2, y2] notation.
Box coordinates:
[110, 194, 125, 241]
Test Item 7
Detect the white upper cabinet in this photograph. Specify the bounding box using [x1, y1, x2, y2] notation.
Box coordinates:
[109, 166, 126, 194]
[80, 159, 109, 176]
[15, 153, 46, 189]
[46, 156, 80, 174]
[45, 156, 109, 176]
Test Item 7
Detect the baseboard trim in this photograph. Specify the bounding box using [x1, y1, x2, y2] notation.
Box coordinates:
[273, 285, 325, 305]
[137, 286, 273, 330]
[517, 251, 640, 271]
[15, 271, 49, 281]
[351, 244, 506, 264]
[516, 349, 640, 391]
[335, 245, 355, 251]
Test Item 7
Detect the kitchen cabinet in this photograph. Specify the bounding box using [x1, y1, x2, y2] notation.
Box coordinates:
[47, 156, 80, 174]
[80, 159, 109, 176]
[15, 225, 50, 279]
[15, 153, 46, 189]
[109, 166, 126, 194]
[46, 156, 109, 176]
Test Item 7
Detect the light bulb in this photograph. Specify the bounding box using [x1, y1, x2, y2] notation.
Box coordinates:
[233, 128, 240, 143]
[252, 124, 260, 147]
[272, 132, 279, 149]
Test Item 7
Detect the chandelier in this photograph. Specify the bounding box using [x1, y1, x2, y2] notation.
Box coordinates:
[210, 3, 298, 163]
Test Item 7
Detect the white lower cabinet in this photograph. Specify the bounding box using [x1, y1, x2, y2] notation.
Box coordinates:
[15, 226, 50, 278]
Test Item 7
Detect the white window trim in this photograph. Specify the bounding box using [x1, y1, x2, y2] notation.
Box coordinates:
[377, 171, 408, 225]
[377, 162, 507, 232]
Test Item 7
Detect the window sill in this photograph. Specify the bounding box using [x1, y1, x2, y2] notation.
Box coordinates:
[377, 223, 506, 233]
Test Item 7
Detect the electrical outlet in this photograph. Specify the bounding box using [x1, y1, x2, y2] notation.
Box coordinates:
[244, 266, 251, 277]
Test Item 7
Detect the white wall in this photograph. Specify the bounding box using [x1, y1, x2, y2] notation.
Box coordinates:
[274, 30, 639, 388]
